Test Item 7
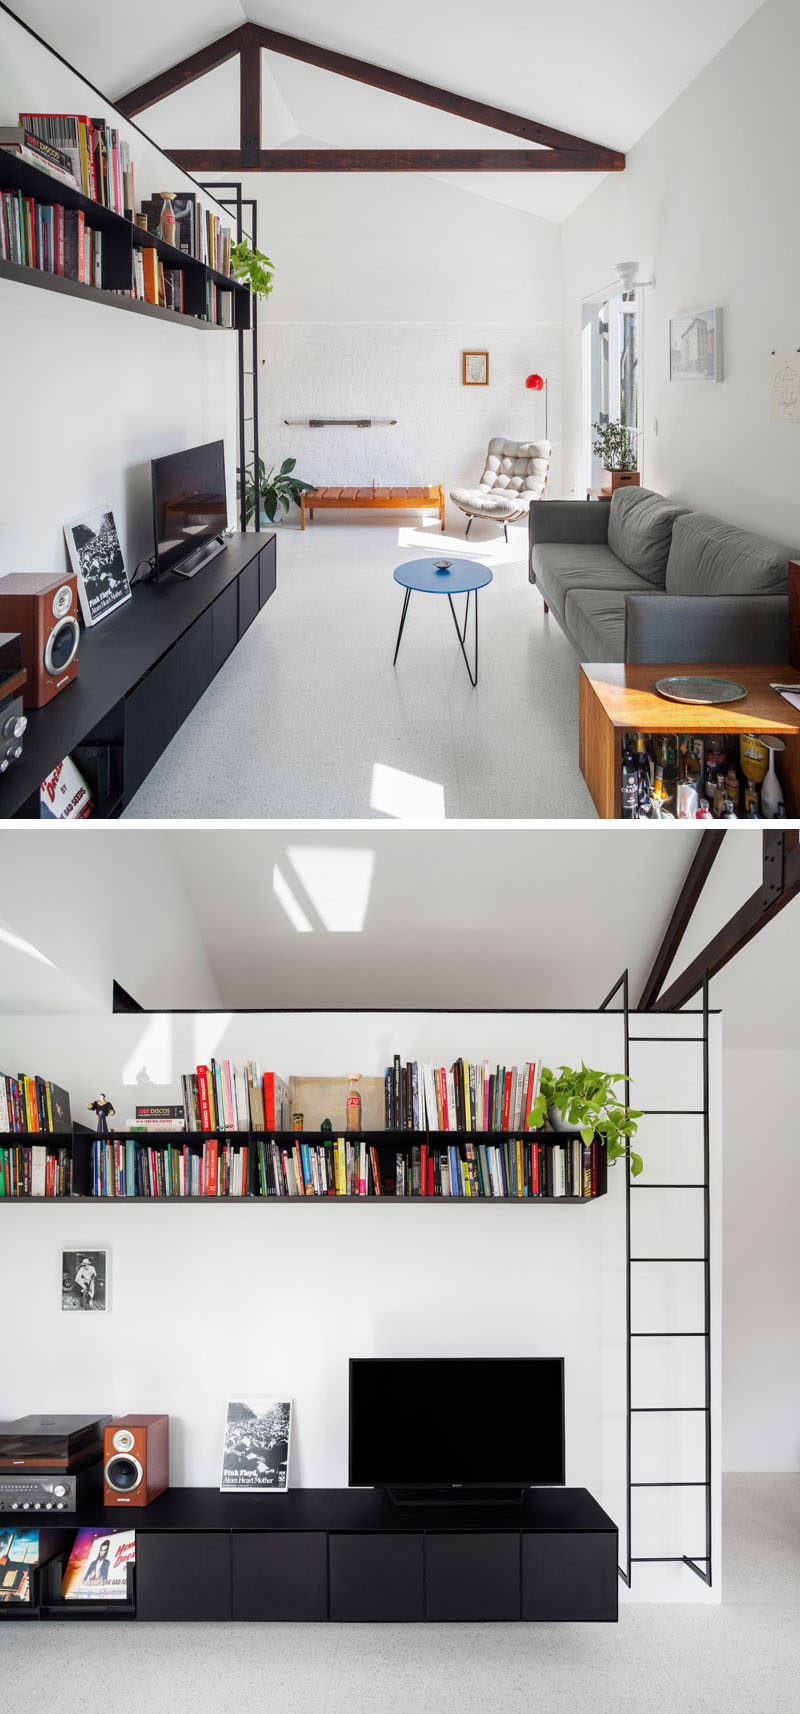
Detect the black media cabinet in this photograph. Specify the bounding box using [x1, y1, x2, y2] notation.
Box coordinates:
[0, 533, 275, 819]
[0, 1487, 618, 1624]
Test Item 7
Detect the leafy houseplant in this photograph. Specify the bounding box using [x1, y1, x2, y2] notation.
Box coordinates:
[591, 420, 640, 495]
[526, 1063, 643, 1176]
[237, 457, 316, 527]
[230, 240, 275, 301]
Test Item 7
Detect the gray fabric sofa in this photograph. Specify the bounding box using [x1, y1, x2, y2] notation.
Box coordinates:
[528, 487, 791, 663]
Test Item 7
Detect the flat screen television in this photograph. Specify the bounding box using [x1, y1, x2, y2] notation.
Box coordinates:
[349, 1357, 565, 1502]
[151, 439, 228, 579]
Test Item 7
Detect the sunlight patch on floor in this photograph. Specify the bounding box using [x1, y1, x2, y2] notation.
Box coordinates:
[370, 763, 446, 821]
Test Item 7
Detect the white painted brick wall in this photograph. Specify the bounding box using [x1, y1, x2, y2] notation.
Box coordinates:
[256, 320, 564, 517]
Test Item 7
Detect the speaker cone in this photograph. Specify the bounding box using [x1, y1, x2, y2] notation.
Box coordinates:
[44, 616, 79, 676]
[106, 1453, 143, 1492]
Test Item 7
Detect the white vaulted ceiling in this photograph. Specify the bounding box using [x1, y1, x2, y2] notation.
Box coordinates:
[1, 827, 798, 1049]
[9, 0, 766, 220]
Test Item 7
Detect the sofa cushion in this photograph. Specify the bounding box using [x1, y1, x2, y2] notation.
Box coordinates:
[666, 512, 788, 596]
[532, 542, 652, 627]
[563, 587, 628, 662]
[607, 487, 687, 588]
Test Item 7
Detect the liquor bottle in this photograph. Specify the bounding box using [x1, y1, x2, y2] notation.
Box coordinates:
[621, 735, 639, 818]
[712, 775, 727, 818]
[724, 767, 740, 810]
[705, 764, 717, 804]
[720, 794, 737, 820]
[761, 740, 785, 818]
[696, 801, 712, 821]
[743, 780, 759, 817]
[346, 1076, 362, 1133]
[636, 735, 654, 817]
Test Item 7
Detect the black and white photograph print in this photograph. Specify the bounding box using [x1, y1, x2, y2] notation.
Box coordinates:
[220, 1397, 292, 1492]
[61, 1249, 108, 1313]
[64, 506, 132, 627]
[669, 307, 723, 382]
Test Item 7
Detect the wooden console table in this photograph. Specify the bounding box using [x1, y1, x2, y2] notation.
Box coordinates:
[302, 484, 445, 530]
[579, 661, 800, 819]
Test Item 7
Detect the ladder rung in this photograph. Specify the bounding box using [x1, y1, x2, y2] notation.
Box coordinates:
[630, 1481, 709, 1488]
[630, 1331, 706, 1338]
[631, 1257, 705, 1263]
[631, 1556, 709, 1564]
[627, 1036, 704, 1043]
[631, 1182, 705, 1190]
[631, 1406, 709, 1413]
[638, 1109, 705, 1116]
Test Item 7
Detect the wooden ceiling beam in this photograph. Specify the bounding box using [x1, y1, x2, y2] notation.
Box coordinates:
[638, 830, 726, 1011]
[116, 27, 624, 174]
[116, 26, 249, 117]
[653, 832, 800, 1013]
[170, 147, 612, 174]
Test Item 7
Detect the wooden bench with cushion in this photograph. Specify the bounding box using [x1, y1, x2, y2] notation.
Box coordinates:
[301, 484, 445, 530]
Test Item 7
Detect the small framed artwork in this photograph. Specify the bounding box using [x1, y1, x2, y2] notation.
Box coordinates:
[770, 351, 800, 424]
[463, 350, 489, 386]
[669, 308, 723, 382]
[64, 506, 132, 627]
[220, 1397, 292, 1492]
[62, 1249, 108, 1312]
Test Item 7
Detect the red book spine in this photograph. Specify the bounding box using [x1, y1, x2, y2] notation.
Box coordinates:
[524, 1063, 535, 1124]
[440, 1070, 449, 1132]
[420, 1142, 427, 1196]
[427, 1156, 434, 1197]
[76, 209, 85, 283]
[197, 1066, 211, 1131]
[206, 1136, 218, 1197]
[263, 1072, 275, 1130]
[532, 1142, 539, 1196]
[502, 1073, 512, 1131]
[54, 203, 64, 275]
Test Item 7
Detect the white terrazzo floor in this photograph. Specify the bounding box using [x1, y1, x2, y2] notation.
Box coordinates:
[3, 1476, 798, 1714]
[123, 516, 595, 820]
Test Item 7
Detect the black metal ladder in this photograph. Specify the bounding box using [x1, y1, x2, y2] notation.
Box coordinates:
[601, 970, 712, 1589]
[200, 180, 260, 536]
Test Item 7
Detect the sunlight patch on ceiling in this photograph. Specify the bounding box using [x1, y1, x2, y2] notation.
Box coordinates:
[287, 846, 375, 932]
[0, 919, 55, 967]
[273, 863, 314, 932]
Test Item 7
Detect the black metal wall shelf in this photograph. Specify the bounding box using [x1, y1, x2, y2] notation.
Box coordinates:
[0, 151, 250, 329]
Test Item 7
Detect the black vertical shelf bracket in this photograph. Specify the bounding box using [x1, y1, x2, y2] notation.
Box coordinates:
[199, 180, 260, 536]
[601, 969, 712, 1590]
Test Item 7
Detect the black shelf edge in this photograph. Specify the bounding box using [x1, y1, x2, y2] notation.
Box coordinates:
[1, 1193, 599, 1205]
[0, 256, 230, 328]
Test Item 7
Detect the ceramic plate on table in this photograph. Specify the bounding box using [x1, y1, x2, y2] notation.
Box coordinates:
[655, 675, 748, 705]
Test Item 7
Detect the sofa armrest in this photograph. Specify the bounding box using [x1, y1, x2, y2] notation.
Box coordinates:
[529, 500, 610, 550]
[624, 592, 789, 664]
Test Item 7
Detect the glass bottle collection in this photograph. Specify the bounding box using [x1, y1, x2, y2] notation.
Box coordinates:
[620, 732, 786, 820]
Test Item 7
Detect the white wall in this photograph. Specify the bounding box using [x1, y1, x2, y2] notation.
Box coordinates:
[0, 1006, 723, 1603]
[0, 9, 238, 579]
[560, 0, 800, 549]
[722, 1048, 800, 1473]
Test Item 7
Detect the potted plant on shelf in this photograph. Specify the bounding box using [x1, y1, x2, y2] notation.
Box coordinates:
[230, 240, 276, 301]
[238, 457, 316, 528]
[591, 420, 641, 496]
[526, 1063, 643, 1175]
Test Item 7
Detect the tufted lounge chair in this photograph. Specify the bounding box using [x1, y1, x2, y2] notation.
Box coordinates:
[450, 437, 551, 540]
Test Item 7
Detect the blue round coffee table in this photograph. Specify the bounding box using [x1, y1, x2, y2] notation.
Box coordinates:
[392, 557, 493, 686]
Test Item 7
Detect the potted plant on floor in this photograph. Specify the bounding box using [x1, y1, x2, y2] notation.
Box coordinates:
[527, 1062, 643, 1175]
[592, 421, 641, 496]
[238, 458, 316, 528]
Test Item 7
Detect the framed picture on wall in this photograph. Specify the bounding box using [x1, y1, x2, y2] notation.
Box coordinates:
[61, 1249, 108, 1312]
[669, 308, 723, 382]
[463, 350, 489, 386]
[220, 1397, 293, 1492]
[63, 505, 132, 627]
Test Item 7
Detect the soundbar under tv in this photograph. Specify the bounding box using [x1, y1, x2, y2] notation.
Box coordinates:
[349, 1357, 565, 1505]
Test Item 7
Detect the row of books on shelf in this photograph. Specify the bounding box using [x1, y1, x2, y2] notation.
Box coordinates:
[0, 1143, 72, 1198]
[385, 1057, 541, 1133]
[0, 190, 102, 281]
[0, 1071, 71, 1134]
[180, 1063, 291, 1133]
[255, 1134, 600, 1199]
[3, 115, 134, 214]
[132, 245, 184, 311]
[91, 1136, 249, 1198]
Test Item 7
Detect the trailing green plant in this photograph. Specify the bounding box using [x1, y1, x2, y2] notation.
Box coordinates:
[230, 240, 275, 299]
[591, 419, 638, 472]
[526, 1063, 643, 1175]
[237, 457, 315, 526]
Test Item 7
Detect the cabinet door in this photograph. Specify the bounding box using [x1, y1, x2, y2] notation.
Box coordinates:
[258, 539, 276, 608]
[136, 1532, 231, 1621]
[174, 608, 214, 729]
[212, 581, 238, 674]
[522, 1532, 618, 1622]
[238, 557, 260, 638]
[232, 1532, 327, 1621]
[329, 1533, 424, 1622]
[425, 1533, 520, 1622]
[124, 654, 178, 802]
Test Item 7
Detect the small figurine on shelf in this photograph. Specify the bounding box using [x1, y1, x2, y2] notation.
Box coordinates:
[158, 193, 177, 248]
[87, 1093, 116, 1136]
[293, 1112, 304, 1132]
[320, 1118, 333, 1135]
[346, 1075, 362, 1134]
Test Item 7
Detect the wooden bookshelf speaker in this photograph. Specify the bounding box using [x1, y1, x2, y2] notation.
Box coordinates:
[103, 1415, 169, 1507]
[0, 572, 79, 708]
